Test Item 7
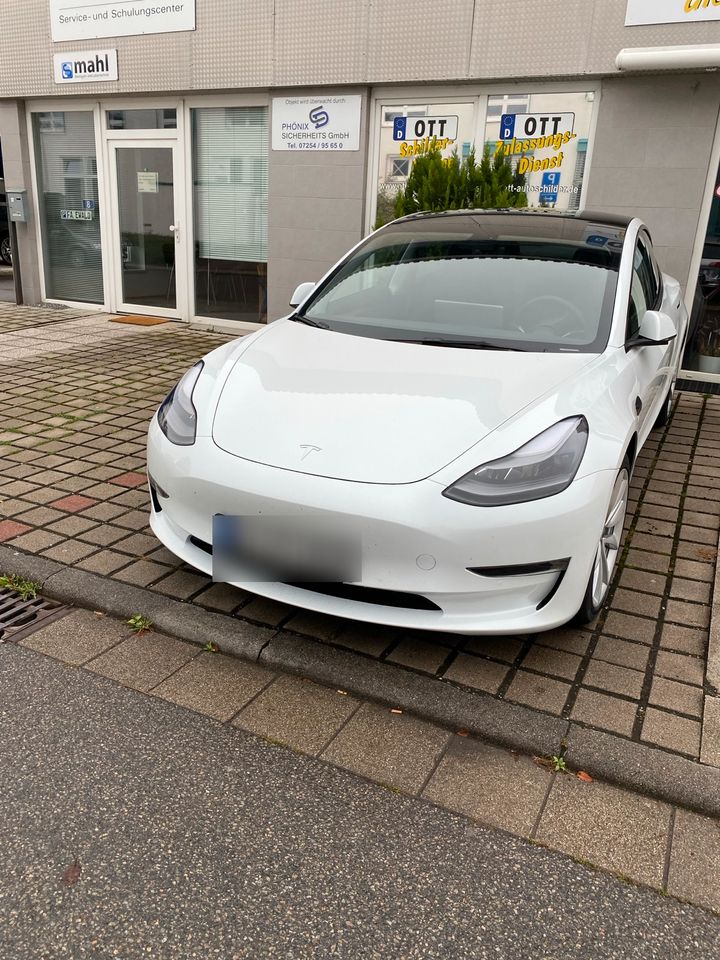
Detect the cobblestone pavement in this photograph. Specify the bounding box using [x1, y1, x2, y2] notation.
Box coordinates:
[1, 304, 718, 764]
[7, 609, 719, 916]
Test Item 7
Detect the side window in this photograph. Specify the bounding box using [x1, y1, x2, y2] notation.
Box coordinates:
[627, 246, 650, 339]
[637, 236, 660, 308]
[645, 236, 663, 303]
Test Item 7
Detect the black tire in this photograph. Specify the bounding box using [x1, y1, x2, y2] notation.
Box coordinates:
[574, 458, 630, 625]
[653, 384, 674, 429]
[0, 236, 11, 266]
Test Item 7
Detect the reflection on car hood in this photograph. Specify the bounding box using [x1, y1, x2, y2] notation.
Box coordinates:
[211, 320, 595, 483]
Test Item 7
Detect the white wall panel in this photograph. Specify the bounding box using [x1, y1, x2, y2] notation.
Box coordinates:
[583, 75, 720, 291]
[3, 0, 720, 96]
[275, 0, 370, 86]
[367, 0, 474, 83]
[470, 0, 595, 81]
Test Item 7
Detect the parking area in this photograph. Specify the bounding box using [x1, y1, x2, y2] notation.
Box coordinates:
[0, 303, 718, 764]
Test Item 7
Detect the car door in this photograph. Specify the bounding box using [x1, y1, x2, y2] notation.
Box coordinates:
[626, 234, 666, 446]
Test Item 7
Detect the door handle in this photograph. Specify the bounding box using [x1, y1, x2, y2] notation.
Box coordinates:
[169, 223, 179, 239]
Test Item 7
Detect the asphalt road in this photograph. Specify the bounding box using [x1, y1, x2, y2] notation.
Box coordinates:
[1, 644, 718, 960]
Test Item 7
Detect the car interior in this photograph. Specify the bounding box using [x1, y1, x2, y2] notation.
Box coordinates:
[309, 237, 617, 351]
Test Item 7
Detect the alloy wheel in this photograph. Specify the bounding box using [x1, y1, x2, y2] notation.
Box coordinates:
[590, 468, 629, 609]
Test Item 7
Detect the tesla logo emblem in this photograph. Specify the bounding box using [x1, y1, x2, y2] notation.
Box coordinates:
[299, 444, 322, 460]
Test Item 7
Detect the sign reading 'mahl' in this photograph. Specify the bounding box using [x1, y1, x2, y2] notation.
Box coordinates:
[626, 0, 720, 26]
[53, 50, 118, 83]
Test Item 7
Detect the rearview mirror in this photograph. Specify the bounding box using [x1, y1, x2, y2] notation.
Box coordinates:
[626, 310, 677, 349]
[289, 281, 315, 308]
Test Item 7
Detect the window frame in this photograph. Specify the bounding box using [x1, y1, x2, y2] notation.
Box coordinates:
[385, 155, 411, 179]
[626, 233, 662, 342]
[638, 235, 659, 307]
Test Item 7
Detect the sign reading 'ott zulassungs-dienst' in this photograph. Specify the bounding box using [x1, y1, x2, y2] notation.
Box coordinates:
[626, 0, 720, 26]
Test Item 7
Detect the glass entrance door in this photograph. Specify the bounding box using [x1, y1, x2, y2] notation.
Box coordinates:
[112, 143, 181, 316]
[684, 158, 720, 377]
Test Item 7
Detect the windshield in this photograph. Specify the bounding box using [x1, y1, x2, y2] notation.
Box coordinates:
[301, 216, 621, 353]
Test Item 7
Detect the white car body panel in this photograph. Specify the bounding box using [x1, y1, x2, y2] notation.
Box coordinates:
[211, 320, 597, 484]
[148, 423, 616, 634]
[147, 211, 688, 635]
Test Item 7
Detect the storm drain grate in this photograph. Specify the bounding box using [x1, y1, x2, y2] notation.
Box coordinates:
[0, 588, 70, 644]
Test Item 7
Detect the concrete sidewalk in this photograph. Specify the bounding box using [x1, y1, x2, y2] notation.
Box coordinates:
[5, 606, 720, 919]
[4, 637, 719, 960]
[0, 302, 719, 813]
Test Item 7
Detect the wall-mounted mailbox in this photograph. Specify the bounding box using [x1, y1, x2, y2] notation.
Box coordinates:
[7, 191, 28, 223]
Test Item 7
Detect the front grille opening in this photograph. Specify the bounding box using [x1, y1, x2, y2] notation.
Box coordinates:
[468, 559, 569, 578]
[149, 481, 163, 513]
[188, 535, 213, 556]
[536, 569, 567, 611]
[286, 581, 442, 612]
[0, 588, 69, 643]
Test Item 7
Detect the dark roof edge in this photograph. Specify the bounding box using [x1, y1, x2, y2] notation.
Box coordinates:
[394, 209, 634, 229]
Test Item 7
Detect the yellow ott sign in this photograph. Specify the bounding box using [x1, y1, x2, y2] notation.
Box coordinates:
[626, 0, 720, 25]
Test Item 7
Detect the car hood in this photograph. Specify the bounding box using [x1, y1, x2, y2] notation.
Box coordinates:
[211, 321, 595, 484]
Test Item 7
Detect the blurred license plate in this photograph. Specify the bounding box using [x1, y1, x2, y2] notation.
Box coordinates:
[212, 515, 361, 583]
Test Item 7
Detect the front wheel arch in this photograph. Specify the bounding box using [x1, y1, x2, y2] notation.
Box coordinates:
[623, 433, 638, 475]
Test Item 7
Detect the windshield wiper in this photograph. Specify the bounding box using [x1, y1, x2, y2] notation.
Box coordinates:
[398, 338, 527, 352]
[290, 313, 329, 329]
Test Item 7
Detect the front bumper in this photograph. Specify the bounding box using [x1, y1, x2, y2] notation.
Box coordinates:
[147, 420, 616, 635]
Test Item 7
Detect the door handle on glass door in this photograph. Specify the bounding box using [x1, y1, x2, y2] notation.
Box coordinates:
[169, 224, 179, 240]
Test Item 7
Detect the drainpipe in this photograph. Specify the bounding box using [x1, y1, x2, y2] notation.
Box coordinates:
[616, 44, 720, 71]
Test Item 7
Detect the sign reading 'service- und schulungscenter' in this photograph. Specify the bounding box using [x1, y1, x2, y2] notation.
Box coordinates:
[49, 0, 195, 41]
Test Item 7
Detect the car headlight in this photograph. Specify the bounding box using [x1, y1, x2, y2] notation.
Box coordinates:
[443, 416, 589, 507]
[156, 361, 204, 446]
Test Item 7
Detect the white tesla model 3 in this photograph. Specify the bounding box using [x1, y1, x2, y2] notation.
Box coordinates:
[147, 211, 687, 635]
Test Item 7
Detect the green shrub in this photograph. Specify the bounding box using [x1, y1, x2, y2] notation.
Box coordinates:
[375, 147, 527, 227]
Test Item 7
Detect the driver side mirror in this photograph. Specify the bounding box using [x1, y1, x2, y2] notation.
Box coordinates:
[289, 281, 315, 308]
[626, 309, 677, 349]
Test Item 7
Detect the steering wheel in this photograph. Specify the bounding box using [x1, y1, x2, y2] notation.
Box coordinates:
[520, 295, 586, 340]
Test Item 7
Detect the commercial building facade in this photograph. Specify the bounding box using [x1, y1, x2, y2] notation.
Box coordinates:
[1, 0, 720, 379]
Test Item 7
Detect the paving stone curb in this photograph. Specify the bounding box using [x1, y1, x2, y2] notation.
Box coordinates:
[2, 542, 719, 818]
[564, 726, 720, 816]
[702, 532, 720, 766]
[0, 544, 272, 662]
[707, 544, 720, 693]
[259, 630, 568, 758]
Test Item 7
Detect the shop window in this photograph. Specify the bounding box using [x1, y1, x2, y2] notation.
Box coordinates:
[37, 112, 65, 134]
[382, 106, 427, 126]
[106, 109, 177, 130]
[372, 92, 594, 228]
[568, 140, 587, 212]
[486, 94, 530, 118]
[386, 156, 410, 179]
[32, 111, 103, 304]
[192, 106, 268, 323]
[484, 91, 594, 212]
[684, 158, 720, 375]
[373, 101, 476, 228]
